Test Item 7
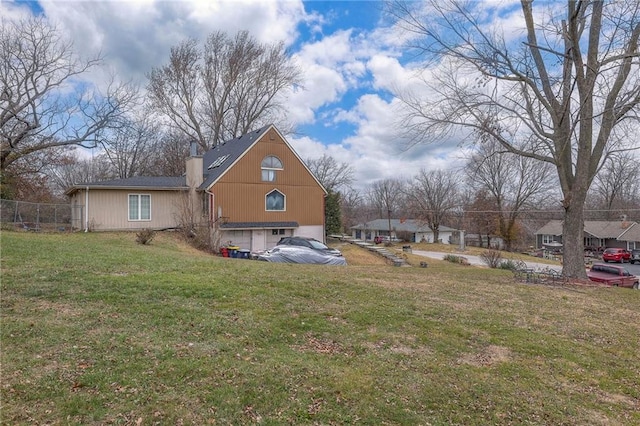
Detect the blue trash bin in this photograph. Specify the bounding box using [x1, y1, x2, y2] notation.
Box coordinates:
[227, 246, 239, 258]
[238, 249, 250, 259]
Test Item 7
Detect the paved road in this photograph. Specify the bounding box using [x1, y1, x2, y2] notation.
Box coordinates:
[609, 260, 640, 276]
[412, 250, 562, 271]
[411, 250, 640, 275]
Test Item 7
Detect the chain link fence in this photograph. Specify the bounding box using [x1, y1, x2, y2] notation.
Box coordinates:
[1, 199, 81, 232]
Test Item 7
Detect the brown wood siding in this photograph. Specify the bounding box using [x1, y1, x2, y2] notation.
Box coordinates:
[212, 129, 325, 225]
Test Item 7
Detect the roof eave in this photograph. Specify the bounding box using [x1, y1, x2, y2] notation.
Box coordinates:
[65, 185, 189, 195]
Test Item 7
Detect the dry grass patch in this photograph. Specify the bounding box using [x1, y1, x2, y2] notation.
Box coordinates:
[330, 241, 389, 266]
[459, 345, 513, 367]
[292, 333, 352, 356]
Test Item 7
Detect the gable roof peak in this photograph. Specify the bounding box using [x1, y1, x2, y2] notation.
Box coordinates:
[197, 124, 326, 194]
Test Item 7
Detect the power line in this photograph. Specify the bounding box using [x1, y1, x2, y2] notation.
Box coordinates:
[461, 208, 640, 214]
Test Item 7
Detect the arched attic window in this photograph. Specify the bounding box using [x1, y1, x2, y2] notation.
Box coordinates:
[266, 189, 285, 211]
[261, 155, 283, 182]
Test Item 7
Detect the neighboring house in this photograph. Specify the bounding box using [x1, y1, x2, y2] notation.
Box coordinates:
[535, 220, 640, 250]
[66, 125, 327, 252]
[351, 219, 459, 244]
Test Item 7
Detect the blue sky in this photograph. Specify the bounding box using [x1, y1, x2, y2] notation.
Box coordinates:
[2, 0, 473, 188]
[294, 2, 385, 146]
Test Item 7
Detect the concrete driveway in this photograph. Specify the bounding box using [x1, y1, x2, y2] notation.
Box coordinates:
[411, 250, 563, 272]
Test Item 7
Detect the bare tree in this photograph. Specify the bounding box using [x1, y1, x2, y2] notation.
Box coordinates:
[466, 140, 554, 251]
[2, 146, 70, 202]
[340, 187, 364, 233]
[47, 153, 114, 197]
[464, 189, 500, 248]
[305, 154, 354, 193]
[369, 178, 405, 237]
[405, 169, 459, 243]
[389, 1, 640, 277]
[589, 152, 640, 219]
[305, 154, 356, 235]
[147, 31, 302, 152]
[100, 111, 162, 179]
[0, 17, 134, 176]
[147, 129, 192, 177]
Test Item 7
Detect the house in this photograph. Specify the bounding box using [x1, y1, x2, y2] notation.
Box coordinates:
[351, 219, 459, 244]
[66, 125, 327, 252]
[535, 220, 640, 250]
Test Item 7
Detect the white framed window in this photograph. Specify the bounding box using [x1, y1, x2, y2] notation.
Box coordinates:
[266, 189, 285, 211]
[262, 169, 277, 182]
[129, 194, 151, 221]
[542, 235, 554, 244]
[261, 156, 283, 182]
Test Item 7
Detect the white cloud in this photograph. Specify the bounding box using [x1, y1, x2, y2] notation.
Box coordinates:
[288, 29, 372, 125]
[367, 55, 409, 92]
[295, 29, 354, 66]
[286, 63, 348, 124]
[0, 1, 35, 20]
[290, 92, 472, 190]
[33, 0, 305, 87]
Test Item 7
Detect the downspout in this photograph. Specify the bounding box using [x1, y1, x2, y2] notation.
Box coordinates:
[205, 189, 218, 250]
[84, 186, 89, 232]
[205, 189, 214, 225]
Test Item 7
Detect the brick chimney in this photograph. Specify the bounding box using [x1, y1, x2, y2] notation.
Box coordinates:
[621, 214, 629, 229]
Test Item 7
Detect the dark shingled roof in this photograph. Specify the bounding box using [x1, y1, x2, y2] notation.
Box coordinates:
[84, 176, 186, 188]
[65, 176, 187, 194]
[535, 220, 639, 239]
[199, 125, 271, 190]
[619, 223, 640, 242]
[220, 221, 299, 229]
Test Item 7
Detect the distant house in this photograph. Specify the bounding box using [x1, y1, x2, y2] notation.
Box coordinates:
[65, 125, 327, 252]
[534, 220, 640, 250]
[351, 219, 459, 244]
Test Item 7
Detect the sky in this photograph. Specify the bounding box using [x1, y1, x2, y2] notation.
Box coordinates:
[2, 0, 478, 189]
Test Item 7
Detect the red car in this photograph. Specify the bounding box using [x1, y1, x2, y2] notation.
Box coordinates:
[587, 264, 639, 289]
[602, 248, 631, 263]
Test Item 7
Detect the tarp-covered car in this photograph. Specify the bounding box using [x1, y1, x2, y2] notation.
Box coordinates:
[257, 246, 347, 265]
[276, 236, 342, 256]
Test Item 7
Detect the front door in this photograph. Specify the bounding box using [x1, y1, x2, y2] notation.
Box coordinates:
[251, 230, 266, 252]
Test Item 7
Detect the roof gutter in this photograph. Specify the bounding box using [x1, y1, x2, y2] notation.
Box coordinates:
[205, 188, 214, 225]
[84, 186, 89, 232]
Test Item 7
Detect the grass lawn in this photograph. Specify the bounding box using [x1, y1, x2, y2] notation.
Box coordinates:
[2, 231, 639, 425]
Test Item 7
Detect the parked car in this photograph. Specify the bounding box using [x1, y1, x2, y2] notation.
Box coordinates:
[257, 246, 347, 265]
[587, 263, 639, 289]
[630, 249, 640, 264]
[276, 236, 342, 256]
[602, 248, 631, 263]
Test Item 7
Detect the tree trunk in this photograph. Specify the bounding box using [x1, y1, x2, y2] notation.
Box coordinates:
[562, 195, 587, 279]
[432, 228, 440, 244]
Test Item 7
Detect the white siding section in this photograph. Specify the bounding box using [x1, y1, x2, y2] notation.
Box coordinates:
[222, 228, 295, 252]
[416, 231, 454, 244]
